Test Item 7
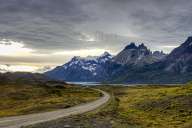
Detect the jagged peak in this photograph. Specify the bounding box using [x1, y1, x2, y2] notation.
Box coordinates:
[160, 50, 165, 54]
[153, 50, 166, 56]
[124, 42, 150, 50]
[124, 42, 137, 49]
[183, 36, 192, 46]
[187, 36, 192, 40]
[100, 51, 111, 57]
[138, 43, 147, 49]
[71, 56, 81, 60]
[70, 52, 112, 63]
[153, 50, 165, 54]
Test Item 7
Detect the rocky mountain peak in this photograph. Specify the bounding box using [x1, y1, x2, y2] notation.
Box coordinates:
[100, 51, 112, 58]
[46, 51, 113, 82]
[152, 51, 167, 60]
[163, 36, 192, 73]
[124, 42, 137, 49]
[114, 43, 160, 66]
[183, 36, 192, 46]
[46, 36, 192, 83]
[180, 36, 192, 54]
[71, 56, 81, 61]
[138, 43, 147, 49]
[167, 36, 192, 59]
[153, 51, 166, 56]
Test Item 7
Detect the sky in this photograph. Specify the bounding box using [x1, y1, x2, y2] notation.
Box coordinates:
[0, 0, 192, 72]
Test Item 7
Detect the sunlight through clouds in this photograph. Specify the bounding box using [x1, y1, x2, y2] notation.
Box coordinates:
[0, 64, 39, 72]
[0, 38, 112, 72]
[0, 39, 45, 72]
[0, 39, 34, 56]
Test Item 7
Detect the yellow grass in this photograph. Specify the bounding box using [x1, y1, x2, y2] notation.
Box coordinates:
[0, 84, 100, 117]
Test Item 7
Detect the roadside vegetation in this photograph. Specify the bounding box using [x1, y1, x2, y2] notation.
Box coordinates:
[0, 84, 101, 117]
[26, 83, 192, 128]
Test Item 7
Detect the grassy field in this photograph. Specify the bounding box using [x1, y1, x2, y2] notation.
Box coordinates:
[0, 84, 101, 117]
[26, 83, 192, 128]
[117, 84, 192, 128]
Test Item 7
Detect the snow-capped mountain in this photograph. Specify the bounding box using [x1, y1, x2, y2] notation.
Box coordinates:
[46, 44, 167, 83]
[45, 52, 112, 82]
[46, 37, 192, 84]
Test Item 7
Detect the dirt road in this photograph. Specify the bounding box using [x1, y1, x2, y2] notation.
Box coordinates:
[0, 89, 110, 128]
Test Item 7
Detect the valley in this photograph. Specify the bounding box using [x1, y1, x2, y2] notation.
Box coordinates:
[1, 1, 192, 128]
[1, 36, 192, 128]
[25, 83, 192, 128]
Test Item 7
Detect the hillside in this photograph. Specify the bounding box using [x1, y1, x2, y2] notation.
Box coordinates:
[0, 72, 52, 85]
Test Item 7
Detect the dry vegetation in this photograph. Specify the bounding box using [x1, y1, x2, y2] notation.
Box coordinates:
[117, 84, 192, 128]
[26, 83, 192, 128]
[0, 84, 101, 117]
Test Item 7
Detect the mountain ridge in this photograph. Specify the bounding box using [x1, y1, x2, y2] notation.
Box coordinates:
[113, 43, 166, 66]
[109, 36, 192, 84]
[46, 52, 113, 82]
[46, 43, 167, 82]
[46, 36, 192, 83]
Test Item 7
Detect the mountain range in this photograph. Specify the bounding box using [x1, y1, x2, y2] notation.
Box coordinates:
[46, 36, 192, 84]
[46, 52, 112, 82]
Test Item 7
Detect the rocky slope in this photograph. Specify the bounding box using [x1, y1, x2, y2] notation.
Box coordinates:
[110, 37, 192, 84]
[163, 36, 192, 73]
[113, 43, 166, 66]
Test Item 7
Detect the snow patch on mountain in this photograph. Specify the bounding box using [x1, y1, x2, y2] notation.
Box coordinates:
[46, 52, 113, 81]
[62, 52, 112, 70]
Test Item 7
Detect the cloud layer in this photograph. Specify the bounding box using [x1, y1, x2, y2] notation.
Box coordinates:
[0, 0, 192, 69]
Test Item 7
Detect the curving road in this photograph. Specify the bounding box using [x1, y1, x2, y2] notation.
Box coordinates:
[0, 89, 110, 128]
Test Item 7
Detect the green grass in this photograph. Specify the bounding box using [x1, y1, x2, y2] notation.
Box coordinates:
[111, 84, 192, 128]
[0, 84, 101, 117]
[24, 84, 192, 128]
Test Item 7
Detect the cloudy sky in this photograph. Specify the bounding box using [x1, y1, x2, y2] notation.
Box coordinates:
[0, 0, 192, 72]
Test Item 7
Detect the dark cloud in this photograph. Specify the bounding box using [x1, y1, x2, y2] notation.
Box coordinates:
[0, 0, 192, 55]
